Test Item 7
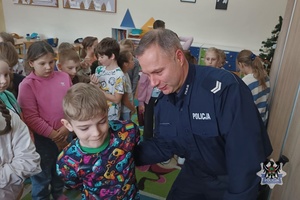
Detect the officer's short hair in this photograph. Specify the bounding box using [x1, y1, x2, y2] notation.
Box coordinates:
[135, 29, 182, 58]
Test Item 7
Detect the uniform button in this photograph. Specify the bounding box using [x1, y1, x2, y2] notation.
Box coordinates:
[180, 108, 183, 111]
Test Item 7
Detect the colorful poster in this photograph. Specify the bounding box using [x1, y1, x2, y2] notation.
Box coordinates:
[63, 0, 116, 13]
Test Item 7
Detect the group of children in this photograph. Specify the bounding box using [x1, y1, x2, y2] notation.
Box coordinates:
[0, 27, 270, 200]
[0, 32, 141, 199]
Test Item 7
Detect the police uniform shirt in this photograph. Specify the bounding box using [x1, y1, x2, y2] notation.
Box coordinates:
[135, 64, 272, 200]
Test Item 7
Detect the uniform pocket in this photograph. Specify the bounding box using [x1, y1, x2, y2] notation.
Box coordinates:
[190, 120, 219, 138]
[157, 122, 177, 137]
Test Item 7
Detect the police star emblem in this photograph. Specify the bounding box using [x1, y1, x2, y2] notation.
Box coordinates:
[256, 159, 287, 189]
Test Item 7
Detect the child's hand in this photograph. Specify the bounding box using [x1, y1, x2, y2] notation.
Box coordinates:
[55, 140, 69, 151]
[80, 59, 90, 69]
[57, 126, 70, 141]
[90, 74, 99, 85]
[138, 105, 145, 113]
[49, 130, 61, 142]
[131, 108, 136, 115]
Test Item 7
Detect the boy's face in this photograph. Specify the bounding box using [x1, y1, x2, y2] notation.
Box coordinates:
[97, 54, 114, 67]
[123, 54, 134, 73]
[61, 113, 109, 148]
[59, 60, 79, 79]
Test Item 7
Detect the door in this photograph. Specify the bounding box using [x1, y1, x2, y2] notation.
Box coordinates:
[267, 0, 300, 199]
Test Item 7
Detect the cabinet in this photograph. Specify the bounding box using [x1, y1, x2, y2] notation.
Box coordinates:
[112, 27, 132, 42]
[112, 27, 141, 46]
[189, 46, 201, 63]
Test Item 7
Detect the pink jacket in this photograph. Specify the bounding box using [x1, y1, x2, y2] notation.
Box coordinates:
[137, 72, 153, 106]
[18, 71, 72, 137]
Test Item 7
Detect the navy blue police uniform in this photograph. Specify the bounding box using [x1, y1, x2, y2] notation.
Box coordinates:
[135, 64, 272, 200]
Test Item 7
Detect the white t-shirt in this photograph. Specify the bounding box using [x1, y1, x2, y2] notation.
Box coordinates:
[95, 66, 124, 120]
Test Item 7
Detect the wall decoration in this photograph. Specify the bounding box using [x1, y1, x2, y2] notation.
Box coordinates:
[120, 9, 135, 28]
[13, 0, 58, 7]
[180, 0, 196, 3]
[63, 0, 116, 13]
[216, 0, 228, 10]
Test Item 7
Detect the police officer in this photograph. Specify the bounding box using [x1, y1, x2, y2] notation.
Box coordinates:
[134, 28, 272, 200]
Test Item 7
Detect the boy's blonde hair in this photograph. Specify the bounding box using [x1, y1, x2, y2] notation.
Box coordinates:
[58, 42, 75, 54]
[59, 49, 80, 65]
[63, 83, 108, 121]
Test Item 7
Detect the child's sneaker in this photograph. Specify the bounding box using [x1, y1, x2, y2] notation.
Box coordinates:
[177, 157, 185, 165]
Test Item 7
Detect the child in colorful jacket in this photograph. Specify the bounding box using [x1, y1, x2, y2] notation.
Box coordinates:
[57, 83, 140, 200]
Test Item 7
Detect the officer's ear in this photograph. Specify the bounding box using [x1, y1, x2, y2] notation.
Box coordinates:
[175, 49, 185, 66]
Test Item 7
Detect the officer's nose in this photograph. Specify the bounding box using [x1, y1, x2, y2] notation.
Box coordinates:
[149, 75, 159, 87]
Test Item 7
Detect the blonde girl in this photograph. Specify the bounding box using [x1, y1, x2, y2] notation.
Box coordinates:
[205, 47, 226, 68]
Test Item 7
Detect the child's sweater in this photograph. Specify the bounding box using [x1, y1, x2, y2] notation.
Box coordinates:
[18, 71, 72, 137]
[57, 120, 140, 199]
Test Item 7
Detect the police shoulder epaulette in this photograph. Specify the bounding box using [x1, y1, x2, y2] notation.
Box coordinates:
[201, 69, 238, 95]
[200, 75, 224, 95]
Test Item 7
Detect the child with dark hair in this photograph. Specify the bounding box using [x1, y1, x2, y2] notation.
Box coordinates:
[119, 39, 140, 97]
[117, 50, 136, 120]
[237, 49, 270, 124]
[153, 20, 165, 29]
[153, 20, 193, 51]
[18, 41, 72, 200]
[91, 37, 124, 120]
[0, 100, 41, 200]
[79, 36, 98, 77]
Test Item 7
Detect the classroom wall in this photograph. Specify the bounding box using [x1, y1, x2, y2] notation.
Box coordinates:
[3, 0, 287, 51]
[0, 0, 5, 31]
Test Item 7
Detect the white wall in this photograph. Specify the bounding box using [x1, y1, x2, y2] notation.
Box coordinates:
[3, 0, 287, 51]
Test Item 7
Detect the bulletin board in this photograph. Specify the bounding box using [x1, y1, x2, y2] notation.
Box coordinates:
[63, 0, 116, 13]
[13, 0, 58, 7]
